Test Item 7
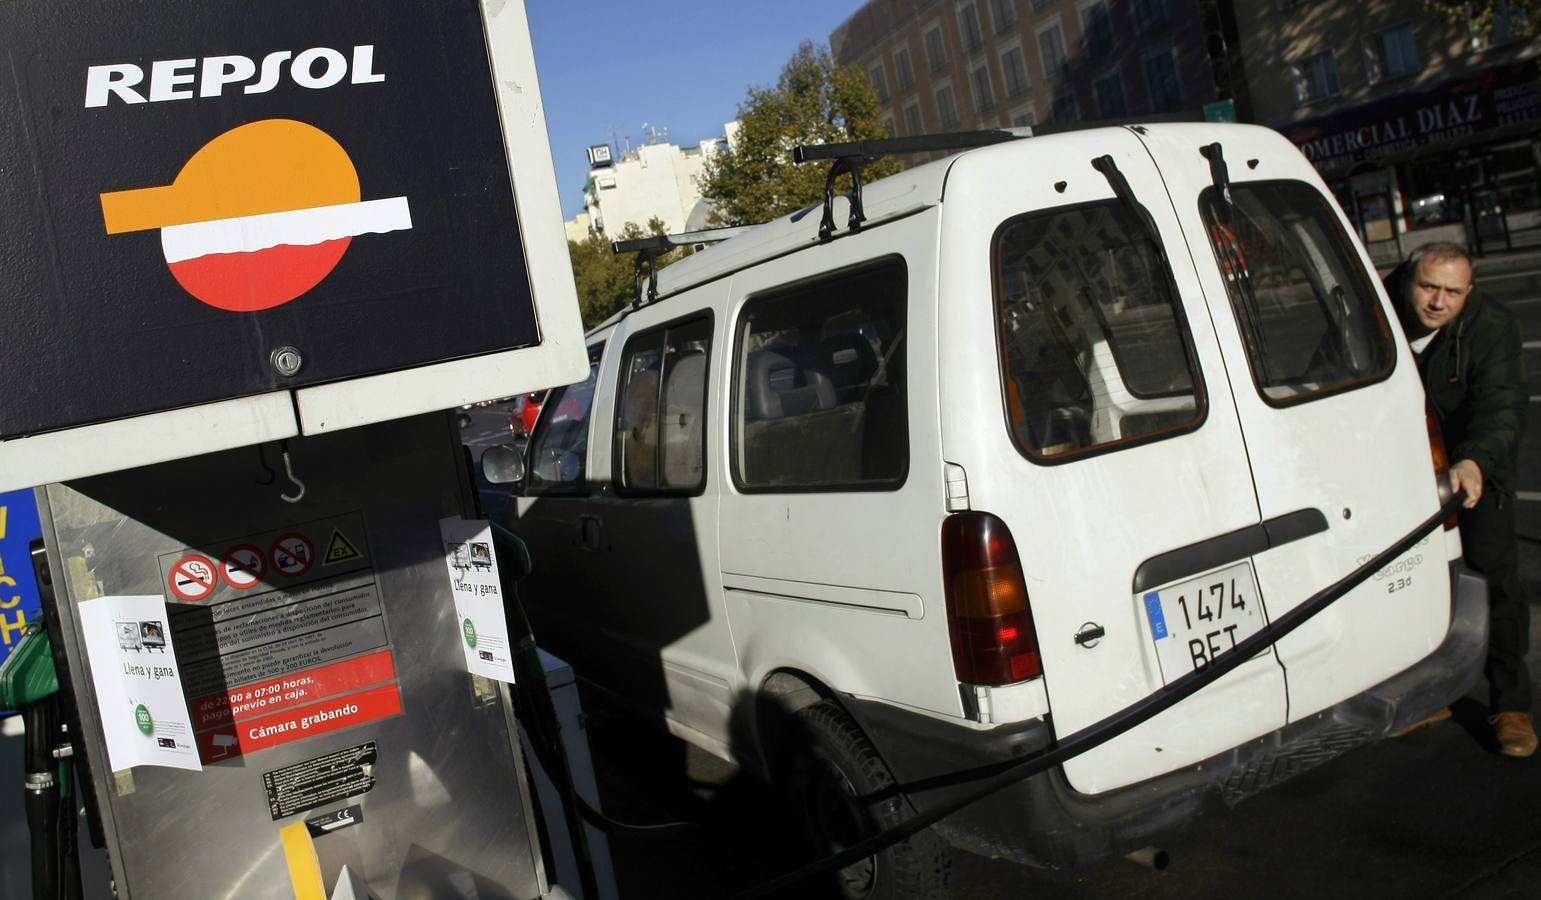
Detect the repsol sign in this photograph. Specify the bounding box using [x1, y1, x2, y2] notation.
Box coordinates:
[85, 46, 385, 107]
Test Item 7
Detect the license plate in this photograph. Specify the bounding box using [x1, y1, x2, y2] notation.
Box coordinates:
[1142, 561, 1267, 683]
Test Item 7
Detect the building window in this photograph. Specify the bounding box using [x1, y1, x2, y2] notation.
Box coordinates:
[1038, 24, 1067, 78]
[869, 63, 890, 102]
[1292, 50, 1340, 104]
[1143, 48, 1183, 112]
[925, 26, 949, 71]
[1094, 72, 1127, 118]
[905, 102, 924, 135]
[1470, 1, 1529, 48]
[1032, 0, 1055, 11]
[1363, 25, 1419, 83]
[1051, 87, 1078, 122]
[895, 46, 915, 91]
[1011, 106, 1037, 128]
[960, 4, 985, 53]
[991, 0, 1018, 32]
[1133, 0, 1171, 32]
[1002, 45, 1031, 97]
[937, 84, 960, 129]
[1080, 1, 1115, 58]
[972, 66, 997, 114]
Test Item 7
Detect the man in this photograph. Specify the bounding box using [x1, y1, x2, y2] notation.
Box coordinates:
[1387, 242, 1533, 757]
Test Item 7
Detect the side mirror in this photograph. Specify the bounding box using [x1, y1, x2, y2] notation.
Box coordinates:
[480, 444, 526, 485]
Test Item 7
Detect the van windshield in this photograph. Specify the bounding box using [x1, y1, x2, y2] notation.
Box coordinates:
[1199, 181, 1394, 404]
[994, 200, 1204, 461]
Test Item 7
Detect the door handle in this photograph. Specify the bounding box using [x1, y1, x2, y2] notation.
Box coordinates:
[579, 515, 602, 551]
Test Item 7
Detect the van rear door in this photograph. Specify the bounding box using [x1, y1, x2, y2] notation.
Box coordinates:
[1133, 124, 1448, 723]
[943, 128, 1287, 794]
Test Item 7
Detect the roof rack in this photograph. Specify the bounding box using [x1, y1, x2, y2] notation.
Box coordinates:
[793, 128, 1031, 241]
[612, 225, 754, 307]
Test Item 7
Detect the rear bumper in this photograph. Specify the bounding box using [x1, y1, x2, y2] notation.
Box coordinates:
[844, 562, 1488, 867]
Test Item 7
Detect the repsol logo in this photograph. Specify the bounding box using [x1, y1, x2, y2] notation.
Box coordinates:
[85, 46, 384, 108]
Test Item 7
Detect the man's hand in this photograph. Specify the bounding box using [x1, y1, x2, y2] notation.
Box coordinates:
[1450, 458, 1483, 508]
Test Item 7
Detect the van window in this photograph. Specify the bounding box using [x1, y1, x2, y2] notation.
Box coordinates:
[526, 343, 603, 495]
[1199, 181, 1394, 405]
[614, 315, 712, 494]
[733, 257, 908, 491]
[994, 201, 1204, 461]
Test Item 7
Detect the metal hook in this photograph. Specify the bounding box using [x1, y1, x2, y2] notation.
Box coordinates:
[279, 447, 306, 504]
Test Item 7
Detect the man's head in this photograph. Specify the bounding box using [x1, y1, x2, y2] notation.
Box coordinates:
[1402, 242, 1474, 336]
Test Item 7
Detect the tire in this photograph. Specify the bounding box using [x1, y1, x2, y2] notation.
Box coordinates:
[787, 699, 950, 900]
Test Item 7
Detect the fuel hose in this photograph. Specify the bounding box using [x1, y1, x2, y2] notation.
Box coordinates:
[730, 492, 1467, 899]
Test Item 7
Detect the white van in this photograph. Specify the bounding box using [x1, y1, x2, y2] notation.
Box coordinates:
[503, 123, 1485, 897]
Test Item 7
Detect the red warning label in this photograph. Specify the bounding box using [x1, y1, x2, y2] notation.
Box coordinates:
[168, 555, 217, 602]
[220, 544, 266, 589]
[196, 682, 403, 762]
[189, 649, 397, 731]
[270, 533, 315, 577]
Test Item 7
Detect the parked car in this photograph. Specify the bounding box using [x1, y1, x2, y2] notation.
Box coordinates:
[498, 124, 1483, 899]
[509, 390, 547, 438]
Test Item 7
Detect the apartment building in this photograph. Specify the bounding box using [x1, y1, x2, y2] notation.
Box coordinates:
[570, 126, 735, 239]
[1235, 1, 1538, 260]
[829, 0, 1234, 140]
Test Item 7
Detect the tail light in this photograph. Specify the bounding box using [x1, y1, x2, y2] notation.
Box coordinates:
[941, 512, 1042, 686]
[1425, 410, 1458, 530]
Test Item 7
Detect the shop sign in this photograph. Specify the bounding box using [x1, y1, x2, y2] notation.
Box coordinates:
[1285, 60, 1541, 175]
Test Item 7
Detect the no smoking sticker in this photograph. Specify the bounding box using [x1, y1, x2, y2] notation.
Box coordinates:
[270, 534, 315, 578]
[220, 545, 266, 589]
[169, 555, 217, 602]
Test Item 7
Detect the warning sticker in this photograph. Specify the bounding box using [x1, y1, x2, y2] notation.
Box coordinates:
[220, 545, 266, 590]
[155, 513, 398, 762]
[263, 742, 378, 821]
[168, 555, 217, 602]
[322, 529, 364, 566]
[270, 533, 315, 578]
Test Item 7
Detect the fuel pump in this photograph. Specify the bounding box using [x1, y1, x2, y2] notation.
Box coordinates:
[1, 1, 593, 897]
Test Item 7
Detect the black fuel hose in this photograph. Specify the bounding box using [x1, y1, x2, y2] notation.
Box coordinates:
[731, 492, 1467, 900]
[24, 699, 60, 900]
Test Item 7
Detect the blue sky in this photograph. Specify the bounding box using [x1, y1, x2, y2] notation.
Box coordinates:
[526, 1, 865, 219]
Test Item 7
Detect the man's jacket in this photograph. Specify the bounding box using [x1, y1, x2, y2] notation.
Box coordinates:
[1385, 262, 1528, 493]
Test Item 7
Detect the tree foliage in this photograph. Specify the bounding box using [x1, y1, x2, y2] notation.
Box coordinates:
[1422, 0, 1537, 37]
[567, 217, 693, 330]
[700, 41, 904, 228]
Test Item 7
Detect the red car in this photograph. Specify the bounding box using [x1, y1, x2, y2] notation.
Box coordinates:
[509, 390, 546, 438]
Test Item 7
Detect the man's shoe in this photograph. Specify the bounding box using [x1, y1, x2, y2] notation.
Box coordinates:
[1490, 712, 1538, 758]
[1393, 706, 1451, 737]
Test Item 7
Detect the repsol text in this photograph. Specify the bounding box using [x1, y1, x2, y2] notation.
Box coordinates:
[85, 46, 384, 108]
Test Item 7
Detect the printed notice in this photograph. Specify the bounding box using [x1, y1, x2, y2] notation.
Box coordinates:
[263, 741, 378, 820]
[439, 517, 516, 682]
[78, 595, 201, 772]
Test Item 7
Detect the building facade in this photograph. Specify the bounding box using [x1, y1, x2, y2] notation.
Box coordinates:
[570, 128, 734, 240]
[830, 0, 1235, 140]
[1229, 1, 1537, 261]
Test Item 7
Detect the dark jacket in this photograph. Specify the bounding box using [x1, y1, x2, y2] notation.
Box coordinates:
[1384, 261, 1528, 492]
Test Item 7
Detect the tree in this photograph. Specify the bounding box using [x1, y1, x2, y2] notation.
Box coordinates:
[700, 41, 904, 228]
[567, 217, 692, 329]
[1423, 0, 1537, 38]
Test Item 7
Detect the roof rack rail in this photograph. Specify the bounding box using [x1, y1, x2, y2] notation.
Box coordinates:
[793, 128, 1031, 241]
[612, 225, 754, 307]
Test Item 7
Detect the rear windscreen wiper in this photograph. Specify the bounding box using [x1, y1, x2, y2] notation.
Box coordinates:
[1090, 154, 1169, 268]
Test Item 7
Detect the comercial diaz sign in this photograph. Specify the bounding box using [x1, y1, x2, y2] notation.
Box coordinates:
[1284, 60, 1541, 176]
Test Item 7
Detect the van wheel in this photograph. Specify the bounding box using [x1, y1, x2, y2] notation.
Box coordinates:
[788, 699, 950, 900]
